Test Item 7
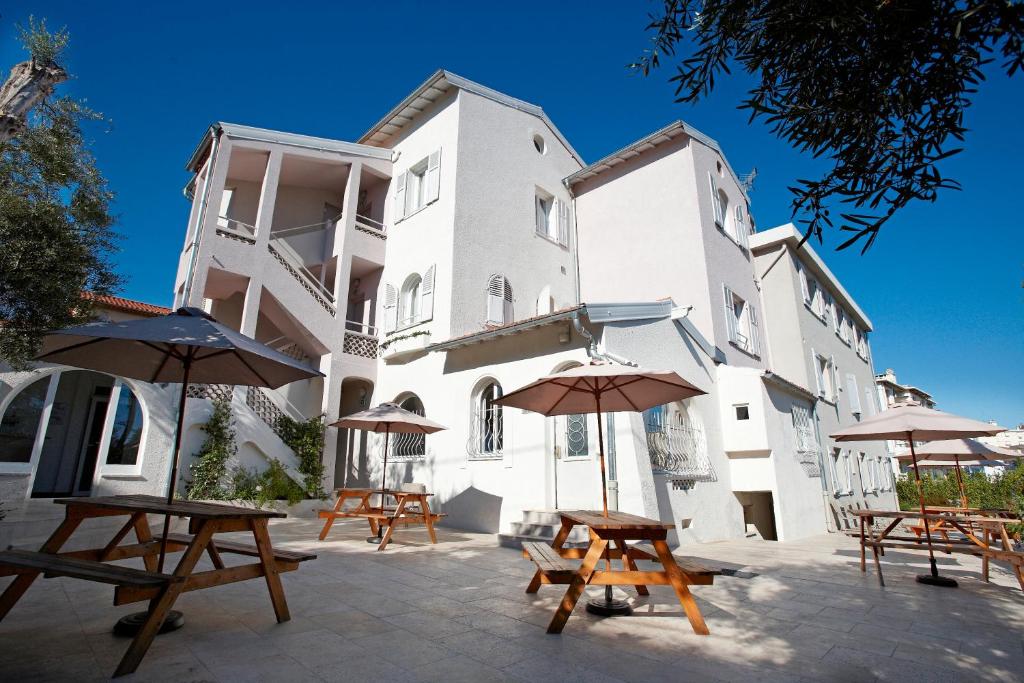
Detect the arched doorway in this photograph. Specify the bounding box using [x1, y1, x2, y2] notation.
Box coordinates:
[0, 370, 145, 498]
[335, 377, 374, 488]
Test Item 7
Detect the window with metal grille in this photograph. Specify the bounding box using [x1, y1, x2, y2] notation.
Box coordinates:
[641, 402, 713, 479]
[389, 395, 426, 460]
[468, 381, 503, 460]
[791, 404, 818, 464]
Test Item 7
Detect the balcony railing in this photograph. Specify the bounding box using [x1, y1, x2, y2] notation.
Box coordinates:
[342, 328, 379, 359]
[354, 213, 387, 239]
[216, 216, 256, 243]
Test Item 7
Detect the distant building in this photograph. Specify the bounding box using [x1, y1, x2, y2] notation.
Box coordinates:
[874, 368, 935, 410]
[981, 422, 1024, 455]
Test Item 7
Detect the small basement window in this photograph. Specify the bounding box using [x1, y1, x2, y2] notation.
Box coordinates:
[735, 404, 750, 421]
[533, 134, 546, 154]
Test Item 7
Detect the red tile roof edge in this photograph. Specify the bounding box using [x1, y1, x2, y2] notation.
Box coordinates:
[81, 292, 172, 317]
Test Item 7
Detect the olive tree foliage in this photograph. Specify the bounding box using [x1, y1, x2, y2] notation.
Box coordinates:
[0, 18, 121, 367]
[633, 1, 1024, 251]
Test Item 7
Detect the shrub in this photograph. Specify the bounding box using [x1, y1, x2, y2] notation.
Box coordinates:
[897, 466, 1024, 515]
[230, 459, 304, 508]
[187, 398, 236, 500]
[275, 414, 326, 499]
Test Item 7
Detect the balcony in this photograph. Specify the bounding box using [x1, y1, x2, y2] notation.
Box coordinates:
[380, 330, 431, 362]
[342, 321, 380, 360]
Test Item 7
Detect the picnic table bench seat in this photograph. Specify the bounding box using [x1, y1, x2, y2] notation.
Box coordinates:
[522, 541, 576, 579]
[164, 533, 317, 564]
[0, 549, 179, 588]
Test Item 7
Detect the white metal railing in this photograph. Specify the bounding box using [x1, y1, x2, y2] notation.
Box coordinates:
[388, 430, 426, 460]
[267, 240, 337, 316]
[643, 405, 714, 480]
[268, 217, 332, 239]
[345, 320, 378, 336]
[216, 216, 256, 242]
[354, 213, 387, 238]
[467, 405, 503, 459]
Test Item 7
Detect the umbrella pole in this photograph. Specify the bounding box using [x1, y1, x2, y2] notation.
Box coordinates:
[158, 355, 192, 573]
[368, 426, 390, 543]
[954, 455, 968, 509]
[909, 432, 957, 588]
[586, 396, 632, 617]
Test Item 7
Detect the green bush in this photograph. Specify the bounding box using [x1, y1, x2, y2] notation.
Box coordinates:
[275, 414, 326, 499]
[230, 459, 304, 508]
[187, 398, 236, 500]
[897, 466, 1024, 514]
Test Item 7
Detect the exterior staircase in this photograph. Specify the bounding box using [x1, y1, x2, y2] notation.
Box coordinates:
[497, 509, 591, 550]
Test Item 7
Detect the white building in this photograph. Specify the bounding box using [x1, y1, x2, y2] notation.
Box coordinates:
[0, 70, 895, 546]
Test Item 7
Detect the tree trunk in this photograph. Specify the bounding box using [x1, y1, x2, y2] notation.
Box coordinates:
[0, 60, 67, 143]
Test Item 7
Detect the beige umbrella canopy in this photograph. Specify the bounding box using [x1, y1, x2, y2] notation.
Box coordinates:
[831, 403, 1006, 588]
[896, 438, 1021, 508]
[496, 359, 706, 616]
[330, 403, 447, 543]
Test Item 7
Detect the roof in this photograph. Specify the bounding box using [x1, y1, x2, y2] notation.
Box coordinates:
[749, 223, 873, 331]
[357, 70, 583, 165]
[186, 122, 393, 172]
[428, 301, 674, 352]
[761, 370, 817, 402]
[564, 120, 748, 201]
[81, 293, 171, 318]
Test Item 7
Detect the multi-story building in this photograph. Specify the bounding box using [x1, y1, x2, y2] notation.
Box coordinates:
[0, 70, 895, 546]
[875, 368, 936, 410]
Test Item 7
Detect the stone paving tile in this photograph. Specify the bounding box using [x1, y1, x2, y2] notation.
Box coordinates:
[4, 518, 1024, 681]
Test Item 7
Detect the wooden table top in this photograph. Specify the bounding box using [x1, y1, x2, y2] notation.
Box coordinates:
[850, 509, 1023, 525]
[54, 494, 287, 519]
[335, 488, 433, 497]
[560, 510, 674, 530]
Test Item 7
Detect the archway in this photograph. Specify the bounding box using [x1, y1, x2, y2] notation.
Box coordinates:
[335, 378, 374, 488]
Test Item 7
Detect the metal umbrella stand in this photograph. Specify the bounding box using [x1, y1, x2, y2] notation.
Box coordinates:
[497, 360, 706, 616]
[36, 307, 323, 633]
[329, 403, 447, 544]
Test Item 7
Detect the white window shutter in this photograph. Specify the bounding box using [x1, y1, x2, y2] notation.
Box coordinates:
[393, 172, 408, 222]
[535, 196, 546, 236]
[722, 285, 738, 344]
[502, 278, 514, 324]
[420, 265, 435, 322]
[748, 304, 761, 356]
[735, 204, 750, 249]
[846, 374, 862, 414]
[383, 283, 398, 333]
[798, 264, 810, 302]
[811, 348, 823, 396]
[557, 199, 569, 246]
[425, 150, 441, 204]
[864, 387, 876, 416]
[487, 275, 505, 325]
[216, 188, 235, 227]
[829, 356, 838, 402]
[708, 173, 722, 225]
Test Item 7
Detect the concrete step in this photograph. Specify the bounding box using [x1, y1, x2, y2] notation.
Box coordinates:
[497, 533, 590, 551]
[520, 509, 563, 526]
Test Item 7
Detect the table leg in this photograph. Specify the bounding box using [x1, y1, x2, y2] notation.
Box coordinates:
[859, 517, 866, 572]
[378, 496, 409, 551]
[652, 539, 709, 636]
[0, 511, 83, 620]
[982, 528, 990, 583]
[998, 525, 1024, 591]
[318, 493, 349, 541]
[547, 536, 606, 634]
[616, 540, 649, 596]
[132, 514, 158, 572]
[420, 496, 438, 544]
[251, 518, 291, 622]
[114, 520, 218, 677]
[865, 515, 884, 587]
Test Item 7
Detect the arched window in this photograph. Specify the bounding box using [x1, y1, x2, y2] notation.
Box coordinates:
[399, 274, 422, 328]
[469, 380, 503, 459]
[486, 274, 513, 326]
[107, 386, 144, 466]
[391, 394, 426, 460]
[0, 377, 51, 463]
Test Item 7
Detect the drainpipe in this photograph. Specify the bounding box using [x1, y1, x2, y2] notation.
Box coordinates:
[181, 127, 223, 306]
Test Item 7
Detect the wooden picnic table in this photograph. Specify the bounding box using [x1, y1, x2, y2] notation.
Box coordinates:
[523, 510, 718, 635]
[0, 494, 315, 677]
[852, 509, 1024, 590]
[317, 487, 446, 550]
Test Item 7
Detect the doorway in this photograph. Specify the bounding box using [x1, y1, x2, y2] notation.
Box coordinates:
[734, 491, 778, 541]
[551, 413, 599, 510]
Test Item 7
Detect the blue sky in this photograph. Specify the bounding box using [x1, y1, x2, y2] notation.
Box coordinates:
[5, 2, 1022, 425]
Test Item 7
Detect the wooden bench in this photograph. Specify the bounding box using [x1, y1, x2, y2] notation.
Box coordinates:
[522, 541, 576, 580]
[164, 532, 316, 568]
[0, 549, 180, 588]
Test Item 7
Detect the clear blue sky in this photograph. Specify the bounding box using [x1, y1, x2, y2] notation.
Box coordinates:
[4, 3, 1022, 425]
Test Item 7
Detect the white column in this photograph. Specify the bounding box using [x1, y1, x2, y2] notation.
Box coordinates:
[239, 276, 262, 337]
[254, 150, 283, 249]
[184, 139, 233, 307]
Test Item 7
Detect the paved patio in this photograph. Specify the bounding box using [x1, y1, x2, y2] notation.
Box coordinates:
[2, 517, 1022, 682]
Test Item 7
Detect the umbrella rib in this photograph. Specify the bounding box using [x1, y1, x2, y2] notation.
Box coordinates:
[34, 336, 108, 360]
[547, 382, 579, 415]
[148, 347, 174, 384]
[192, 348, 234, 362]
[231, 349, 273, 388]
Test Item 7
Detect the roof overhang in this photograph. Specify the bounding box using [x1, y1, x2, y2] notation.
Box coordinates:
[186, 122, 393, 172]
[564, 120, 748, 202]
[750, 223, 873, 331]
[358, 69, 583, 165]
[762, 370, 817, 402]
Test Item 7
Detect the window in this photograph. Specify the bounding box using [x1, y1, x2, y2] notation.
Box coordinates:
[535, 189, 569, 246]
[486, 274, 514, 326]
[812, 351, 838, 402]
[855, 328, 869, 360]
[792, 404, 818, 464]
[106, 387, 143, 466]
[846, 373, 862, 415]
[390, 395, 426, 459]
[735, 404, 750, 421]
[469, 381, 503, 459]
[642, 402, 711, 477]
[532, 134, 546, 154]
[709, 173, 726, 228]
[723, 285, 761, 356]
[566, 414, 589, 458]
[837, 308, 851, 344]
[0, 377, 51, 463]
[828, 293, 839, 331]
[393, 149, 441, 222]
[399, 274, 422, 328]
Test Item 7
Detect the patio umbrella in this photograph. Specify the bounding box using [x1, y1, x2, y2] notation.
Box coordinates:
[896, 438, 1021, 508]
[496, 359, 706, 615]
[832, 403, 1005, 587]
[36, 306, 324, 574]
[329, 403, 446, 543]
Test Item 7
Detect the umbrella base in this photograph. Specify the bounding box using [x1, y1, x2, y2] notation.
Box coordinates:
[916, 573, 958, 588]
[585, 596, 633, 617]
[366, 536, 383, 544]
[113, 610, 185, 637]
